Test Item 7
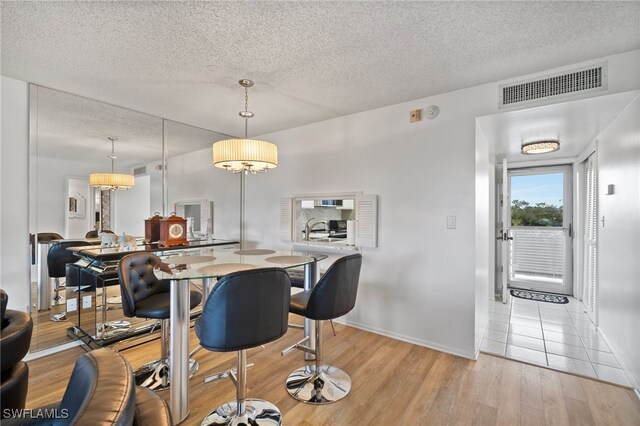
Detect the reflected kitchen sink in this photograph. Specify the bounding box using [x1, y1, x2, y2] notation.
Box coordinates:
[310, 237, 345, 243]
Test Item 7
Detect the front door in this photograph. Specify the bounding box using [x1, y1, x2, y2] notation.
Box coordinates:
[507, 165, 573, 295]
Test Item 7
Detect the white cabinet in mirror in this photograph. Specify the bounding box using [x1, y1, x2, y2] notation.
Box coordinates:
[281, 193, 378, 249]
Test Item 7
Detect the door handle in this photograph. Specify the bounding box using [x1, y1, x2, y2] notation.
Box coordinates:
[563, 223, 573, 237]
[496, 231, 513, 241]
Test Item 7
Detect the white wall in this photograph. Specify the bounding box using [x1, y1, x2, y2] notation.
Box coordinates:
[248, 85, 496, 358]
[596, 94, 640, 387]
[33, 157, 100, 236]
[1, 76, 30, 311]
[114, 174, 150, 236]
[66, 178, 91, 238]
[475, 122, 490, 353]
[167, 148, 240, 241]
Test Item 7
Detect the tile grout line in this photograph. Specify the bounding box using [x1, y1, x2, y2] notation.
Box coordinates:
[537, 301, 550, 366]
[568, 300, 600, 378]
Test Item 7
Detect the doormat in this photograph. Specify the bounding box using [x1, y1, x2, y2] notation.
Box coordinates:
[510, 289, 569, 304]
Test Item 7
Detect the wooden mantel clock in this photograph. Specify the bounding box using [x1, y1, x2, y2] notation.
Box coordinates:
[144, 212, 162, 243]
[158, 213, 188, 247]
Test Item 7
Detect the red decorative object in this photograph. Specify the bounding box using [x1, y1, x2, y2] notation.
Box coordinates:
[158, 213, 188, 247]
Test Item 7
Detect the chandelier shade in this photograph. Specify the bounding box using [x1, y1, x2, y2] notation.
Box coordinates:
[89, 173, 135, 190]
[89, 137, 135, 190]
[521, 140, 560, 155]
[212, 79, 278, 174]
[213, 138, 278, 172]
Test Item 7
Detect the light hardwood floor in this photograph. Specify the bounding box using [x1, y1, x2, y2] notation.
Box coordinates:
[25, 320, 640, 425]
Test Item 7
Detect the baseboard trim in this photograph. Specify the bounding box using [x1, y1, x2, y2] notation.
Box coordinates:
[24, 340, 82, 361]
[595, 326, 640, 391]
[333, 318, 476, 360]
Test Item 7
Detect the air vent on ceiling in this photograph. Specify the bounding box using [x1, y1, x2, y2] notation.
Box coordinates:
[499, 63, 607, 108]
[133, 166, 146, 175]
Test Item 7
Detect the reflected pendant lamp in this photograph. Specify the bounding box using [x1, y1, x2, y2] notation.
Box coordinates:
[521, 140, 560, 155]
[212, 79, 278, 173]
[89, 137, 135, 190]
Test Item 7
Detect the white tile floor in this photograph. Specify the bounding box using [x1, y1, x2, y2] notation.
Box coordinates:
[481, 295, 635, 388]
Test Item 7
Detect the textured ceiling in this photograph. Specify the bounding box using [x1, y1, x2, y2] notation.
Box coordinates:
[34, 86, 230, 166]
[2, 1, 640, 137]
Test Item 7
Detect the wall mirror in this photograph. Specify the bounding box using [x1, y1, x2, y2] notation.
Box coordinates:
[165, 119, 240, 242]
[28, 85, 165, 351]
[27, 87, 238, 352]
[292, 194, 357, 244]
[174, 199, 214, 238]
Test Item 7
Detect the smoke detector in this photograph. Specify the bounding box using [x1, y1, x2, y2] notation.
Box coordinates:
[425, 105, 439, 119]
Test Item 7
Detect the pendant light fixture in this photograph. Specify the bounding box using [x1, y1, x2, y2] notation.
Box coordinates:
[521, 139, 560, 155]
[89, 137, 135, 190]
[212, 79, 278, 173]
[212, 79, 278, 249]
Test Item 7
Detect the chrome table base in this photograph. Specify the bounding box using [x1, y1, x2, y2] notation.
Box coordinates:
[134, 358, 199, 391]
[201, 399, 282, 426]
[285, 364, 351, 404]
[97, 320, 131, 339]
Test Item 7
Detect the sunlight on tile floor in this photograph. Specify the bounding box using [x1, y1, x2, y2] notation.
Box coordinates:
[481, 295, 635, 387]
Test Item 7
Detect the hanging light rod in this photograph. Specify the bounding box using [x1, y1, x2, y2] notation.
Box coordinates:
[521, 139, 560, 155]
[212, 79, 278, 174]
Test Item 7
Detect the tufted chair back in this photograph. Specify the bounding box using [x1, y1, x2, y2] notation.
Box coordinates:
[305, 253, 362, 321]
[118, 253, 170, 318]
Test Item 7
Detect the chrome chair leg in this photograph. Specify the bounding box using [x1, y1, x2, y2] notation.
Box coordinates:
[201, 350, 281, 425]
[284, 320, 351, 404]
[134, 319, 199, 390]
[97, 285, 130, 339]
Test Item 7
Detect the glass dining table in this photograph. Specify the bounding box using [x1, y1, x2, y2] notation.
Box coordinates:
[153, 246, 328, 424]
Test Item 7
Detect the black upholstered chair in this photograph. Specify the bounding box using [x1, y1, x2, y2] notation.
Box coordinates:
[0, 289, 33, 416]
[29, 232, 63, 265]
[47, 239, 86, 304]
[118, 252, 202, 390]
[195, 268, 291, 426]
[286, 268, 337, 336]
[49, 239, 126, 331]
[283, 253, 362, 404]
[3, 348, 172, 426]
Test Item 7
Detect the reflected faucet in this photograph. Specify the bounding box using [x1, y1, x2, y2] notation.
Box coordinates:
[304, 218, 328, 241]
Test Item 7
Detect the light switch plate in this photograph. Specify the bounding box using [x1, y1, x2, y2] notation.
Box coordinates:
[67, 298, 77, 312]
[447, 216, 456, 229]
[82, 295, 92, 309]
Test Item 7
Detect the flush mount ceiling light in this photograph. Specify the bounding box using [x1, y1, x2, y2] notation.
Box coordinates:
[89, 137, 135, 190]
[212, 79, 278, 173]
[521, 140, 560, 155]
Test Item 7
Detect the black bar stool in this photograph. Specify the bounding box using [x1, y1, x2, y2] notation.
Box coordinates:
[118, 252, 202, 390]
[282, 253, 362, 404]
[195, 268, 291, 426]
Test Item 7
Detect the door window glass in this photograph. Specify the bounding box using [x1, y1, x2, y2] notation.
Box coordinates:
[511, 173, 563, 227]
